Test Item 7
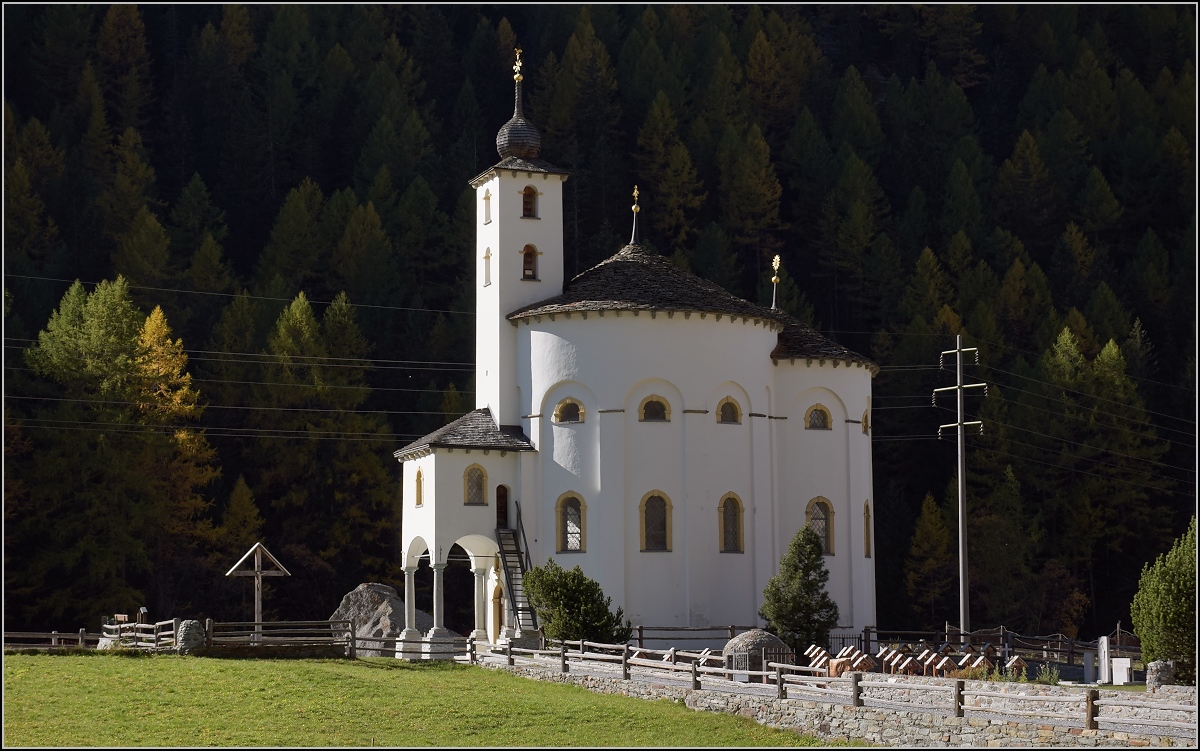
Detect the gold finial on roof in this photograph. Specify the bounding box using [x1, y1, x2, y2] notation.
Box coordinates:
[632, 185, 640, 213]
[770, 254, 782, 309]
[513, 48, 524, 82]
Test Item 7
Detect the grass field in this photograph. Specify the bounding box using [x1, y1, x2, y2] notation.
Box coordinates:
[3, 654, 844, 747]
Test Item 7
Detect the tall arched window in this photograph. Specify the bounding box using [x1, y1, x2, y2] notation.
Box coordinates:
[556, 493, 586, 552]
[717, 397, 741, 424]
[805, 404, 831, 430]
[719, 494, 744, 553]
[805, 497, 834, 555]
[464, 465, 487, 505]
[483, 189, 492, 224]
[638, 394, 670, 421]
[522, 186, 538, 217]
[522, 244, 538, 280]
[415, 469, 424, 508]
[640, 492, 672, 551]
[864, 501, 872, 558]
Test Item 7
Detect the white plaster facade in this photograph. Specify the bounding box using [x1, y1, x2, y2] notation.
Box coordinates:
[394, 67, 877, 649]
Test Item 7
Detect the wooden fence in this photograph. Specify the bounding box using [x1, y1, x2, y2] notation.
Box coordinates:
[3, 630, 103, 650]
[631, 625, 758, 649]
[472, 637, 1195, 734]
[100, 619, 180, 649]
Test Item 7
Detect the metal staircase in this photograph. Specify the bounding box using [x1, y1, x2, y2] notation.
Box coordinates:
[496, 500, 538, 633]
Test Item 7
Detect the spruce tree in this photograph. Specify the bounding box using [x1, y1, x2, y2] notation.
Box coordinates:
[905, 494, 955, 630]
[1131, 517, 1196, 684]
[760, 526, 840, 651]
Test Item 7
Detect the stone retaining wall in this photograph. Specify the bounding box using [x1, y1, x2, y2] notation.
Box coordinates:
[479, 662, 1195, 747]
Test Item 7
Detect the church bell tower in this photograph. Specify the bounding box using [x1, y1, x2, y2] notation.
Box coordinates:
[469, 49, 568, 426]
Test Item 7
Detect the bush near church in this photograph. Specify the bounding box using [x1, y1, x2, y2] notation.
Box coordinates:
[1130, 516, 1196, 684]
[759, 525, 839, 653]
[523, 558, 633, 644]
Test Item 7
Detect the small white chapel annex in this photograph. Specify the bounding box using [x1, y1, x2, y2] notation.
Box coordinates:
[393, 53, 877, 648]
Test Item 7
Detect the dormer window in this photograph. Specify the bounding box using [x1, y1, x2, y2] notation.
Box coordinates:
[522, 186, 538, 218]
[522, 244, 538, 280]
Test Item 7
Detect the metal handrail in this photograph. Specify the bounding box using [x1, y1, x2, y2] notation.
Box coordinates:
[513, 499, 533, 570]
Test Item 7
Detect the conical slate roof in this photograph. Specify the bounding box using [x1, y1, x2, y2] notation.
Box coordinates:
[394, 408, 534, 461]
[508, 244, 876, 370]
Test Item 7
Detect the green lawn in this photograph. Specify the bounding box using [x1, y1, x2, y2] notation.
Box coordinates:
[3, 654, 845, 747]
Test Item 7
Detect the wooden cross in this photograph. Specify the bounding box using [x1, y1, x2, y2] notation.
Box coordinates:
[226, 542, 290, 642]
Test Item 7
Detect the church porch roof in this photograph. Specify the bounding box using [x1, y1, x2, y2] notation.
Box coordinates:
[394, 408, 534, 462]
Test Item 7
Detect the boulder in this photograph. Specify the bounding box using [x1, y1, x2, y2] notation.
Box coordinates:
[330, 582, 433, 657]
[175, 619, 205, 653]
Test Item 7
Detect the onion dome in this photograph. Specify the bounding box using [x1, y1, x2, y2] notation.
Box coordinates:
[496, 48, 541, 160]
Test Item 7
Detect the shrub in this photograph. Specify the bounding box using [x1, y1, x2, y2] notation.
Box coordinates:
[949, 666, 988, 681]
[759, 526, 839, 652]
[1033, 663, 1060, 685]
[1130, 516, 1196, 684]
[523, 558, 632, 644]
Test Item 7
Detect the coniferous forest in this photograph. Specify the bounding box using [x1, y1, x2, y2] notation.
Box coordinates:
[4, 5, 1195, 640]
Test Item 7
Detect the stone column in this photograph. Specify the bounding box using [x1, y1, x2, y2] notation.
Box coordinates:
[399, 566, 422, 641]
[471, 567, 489, 643]
[426, 563, 453, 639]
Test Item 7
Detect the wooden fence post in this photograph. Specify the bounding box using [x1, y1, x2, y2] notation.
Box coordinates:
[172, 618, 180, 648]
[637, 625, 644, 650]
[506, 643, 514, 667]
[691, 659, 700, 691]
[51, 630, 58, 647]
[579, 638, 586, 655]
[1085, 689, 1098, 730]
[153, 626, 160, 649]
[347, 619, 356, 659]
[1068, 638, 1074, 666]
[851, 671, 863, 707]
[622, 645, 630, 680]
[560, 643, 568, 673]
[205, 618, 213, 647]
[729, 624, 735, 640]
[953, 680, 964, 717]
[468, 638, 476, 664]
[776, 665, 785, 699]
[79, 628, 86, 647]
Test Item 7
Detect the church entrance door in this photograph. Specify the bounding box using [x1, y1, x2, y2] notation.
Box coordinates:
[496, 485, 509, 529]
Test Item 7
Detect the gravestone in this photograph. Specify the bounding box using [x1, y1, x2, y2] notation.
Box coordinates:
[1098, 636, 1111, 683]
[1111, 657, 1132, 685]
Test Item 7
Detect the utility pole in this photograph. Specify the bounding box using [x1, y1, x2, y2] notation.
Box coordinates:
[933, 335, 986, 637]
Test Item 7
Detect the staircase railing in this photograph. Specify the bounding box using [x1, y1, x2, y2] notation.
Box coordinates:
[513, 499, 533, 570]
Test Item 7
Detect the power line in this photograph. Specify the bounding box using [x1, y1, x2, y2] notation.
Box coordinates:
[977, 417, 1193, 474]
[4, 394, 467, 418]
[976, 432, 1190, 487]
[984, 364, 1195, 425]
[966, 442, 1194, 499]
[13, 416, 423, 440]
[3, 274, 474, 315]
[11, 421, 426, 443]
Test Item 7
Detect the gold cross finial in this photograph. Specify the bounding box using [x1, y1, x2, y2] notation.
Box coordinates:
[770, 255, 782, 309]
[513, 48, 524, 82]
[632, 185, 640, 213]
[771, 254, 781, 282]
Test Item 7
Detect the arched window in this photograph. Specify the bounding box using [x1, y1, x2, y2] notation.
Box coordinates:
[863, 500, 872, 558]
[805, 497, 834, 555]
[522, 244, 538, 280]
[415, 469, 424, 508]
[464, 465, 487, 505]
[483, 248, 492, 287]
[640, 492, 672, 551]
[805, 404, 831, 430]
[639, 394, 670, 422]
[553, 397, 584, 423]
[717, 397, 741, 424]
[719, 494, 744, 553]
[483, 189, 492, 224]
[522, 186, 538, 218]
[862, 409, 870, 435]
[556, 493, 586, 552]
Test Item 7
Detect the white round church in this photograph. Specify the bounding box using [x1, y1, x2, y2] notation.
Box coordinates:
[394, 56, 877, 648]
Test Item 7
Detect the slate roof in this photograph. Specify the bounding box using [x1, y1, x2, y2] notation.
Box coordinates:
[507, 243, 875, 369]
[394, 408, 534, 461]
[469, 156, 569, 187]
